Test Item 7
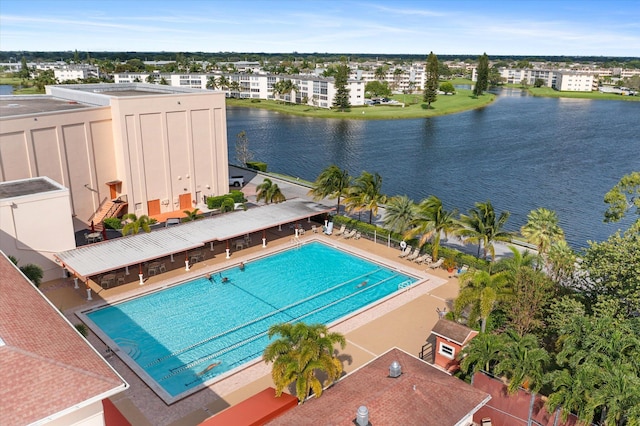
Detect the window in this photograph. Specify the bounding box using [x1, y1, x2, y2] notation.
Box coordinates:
[439, 342, 455, 359]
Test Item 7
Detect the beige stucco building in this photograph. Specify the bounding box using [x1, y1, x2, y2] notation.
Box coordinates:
[1, 83, 229, 222]
[0, 83, 229, 281]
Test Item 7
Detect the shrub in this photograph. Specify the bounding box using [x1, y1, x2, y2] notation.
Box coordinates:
[75, 323, 88, 337]
[103, 217, 123, 229]
[220, 197, 235, 212]
[206, 190, 247, 209]
[246, 161, 268, 172]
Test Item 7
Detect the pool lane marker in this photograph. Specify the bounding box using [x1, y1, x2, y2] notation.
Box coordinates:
[146, 268, 383, 368]
[159, 274, 400, 381]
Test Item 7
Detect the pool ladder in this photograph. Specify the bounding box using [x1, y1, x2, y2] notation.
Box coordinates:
[114, 338, 141, 360]
[398, 280, 414, 291]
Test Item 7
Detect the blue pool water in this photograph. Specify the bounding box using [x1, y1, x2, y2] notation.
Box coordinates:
[86, 241, 416, 399]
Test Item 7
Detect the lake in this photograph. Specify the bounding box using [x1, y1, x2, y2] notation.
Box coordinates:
[233, 90, 638, 248]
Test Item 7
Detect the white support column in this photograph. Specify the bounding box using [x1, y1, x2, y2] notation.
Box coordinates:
[262, 237, 267, 248]
[278, 224, 282, 231]
[307, 217, 311, 223]
[86, 288, 93, 301]
[73, 277, 79, 289]
[226, 248, 230, 259]
[125, 265, 130, 275]
[170, 253, 174, 262]
[185, 260, 190, 271]
[210, 242, 214, 251]
[139, 273, 144, 285]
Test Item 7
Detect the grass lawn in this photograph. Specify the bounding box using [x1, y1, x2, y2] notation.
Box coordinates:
[526, 86, 640, 101]
[226, 88, 495, 120]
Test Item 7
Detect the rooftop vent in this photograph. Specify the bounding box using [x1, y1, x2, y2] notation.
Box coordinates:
[389, 360, 401, 378]
[355, 405, 369, 426]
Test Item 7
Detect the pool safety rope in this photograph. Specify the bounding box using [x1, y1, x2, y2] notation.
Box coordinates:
[159, 273, 402, 381]
[146, 268, 384, 368]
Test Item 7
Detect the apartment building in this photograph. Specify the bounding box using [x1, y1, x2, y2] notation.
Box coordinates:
[115, 72, 367, 108]
[554, 71, 596, 91]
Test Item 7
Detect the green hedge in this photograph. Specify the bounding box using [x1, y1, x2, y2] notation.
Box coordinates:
[103, 217, 123, 229]
[246, 161, 268, 172]
[206, 190, 246, 209]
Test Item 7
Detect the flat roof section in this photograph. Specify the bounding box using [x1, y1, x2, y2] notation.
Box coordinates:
[56, 199, 334, 278]
[0, 177, 62, 199]
[0, 96, 89, 117]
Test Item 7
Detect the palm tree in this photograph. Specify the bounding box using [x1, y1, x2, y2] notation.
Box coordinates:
[217, 75, 229, 92]
[374, 65, 387, 81]
[206, 76, 218, 90]
[263, 322, 346, 403]
[454, 269, 511, 333]
[256, 178, 286, 204]
[308, 165, 351, 213]
[343, 171, 387, 224]
[182, 208, 202, 222]
[404, 195, 459, 260]
[8, 255, 44, 287]
[459, 332, 505, 375]
[493, 245, 536, 279]
[494, 331, 550, 395]
[459, 200, 512, 261]
[520, 208, 565, 256]
[121, 213, 152, 236]
[383, 195, 416, 234]
[546, 240, 576, 284]
[546, 366, 597, 423]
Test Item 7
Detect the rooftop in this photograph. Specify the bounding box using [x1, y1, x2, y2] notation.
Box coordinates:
[267, 347, 491, 425]
[431, 318, 478, 346]
[0, 253, 127, 425]
[0, 95, 90, 117]
[0, 176, 65, 199]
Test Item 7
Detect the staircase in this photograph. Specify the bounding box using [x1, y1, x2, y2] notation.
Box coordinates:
[90, 199, 127, 230]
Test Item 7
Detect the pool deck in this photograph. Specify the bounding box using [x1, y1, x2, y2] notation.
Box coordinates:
[43, 225, 461, 426]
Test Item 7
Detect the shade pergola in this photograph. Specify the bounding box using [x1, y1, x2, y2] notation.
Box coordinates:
[55, 200, 333, 279]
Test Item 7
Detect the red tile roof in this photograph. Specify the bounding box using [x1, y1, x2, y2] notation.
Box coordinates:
[431, 319, 478, 345]
[200, 387, 298, 426]
[0, 254, 127, 425]
[267, 348, 491, 425]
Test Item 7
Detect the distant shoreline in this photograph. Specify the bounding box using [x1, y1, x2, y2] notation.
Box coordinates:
[225, 90, 496, 120]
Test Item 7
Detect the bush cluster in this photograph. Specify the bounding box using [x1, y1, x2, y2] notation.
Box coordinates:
[206, 190, 246, 210]
[246, 161, 268, 172]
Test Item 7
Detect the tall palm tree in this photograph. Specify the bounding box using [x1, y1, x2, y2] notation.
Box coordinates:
[121, 213, 152, 236]
[459, 332, 505, 375]
[454, 269, 511, 333]
[206, 76, 218, 90]
[459, 200, 512, 261]
[308, 165, 351, 213]
[256, 178, 286, 204]
[383, 195, 416, 234]
[263, 322, 346, 403]
[520, 208, 565, 256]
[343, 171, 387, 224]
[494, 331, 550, 395]
[405, 195, 459, 260]
[217, 75, 229, 92]
[493, 245, 536, 279]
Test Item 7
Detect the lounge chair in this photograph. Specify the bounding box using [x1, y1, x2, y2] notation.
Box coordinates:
[354, 232, 362, 240]
[414, 254, 431, 264]
[406, 249, 421, 261]
[343, 229, 357, 239]
[334, 224, 346, 236]
[311, 225, 318, 233]
[398, 245, 413, 258]
[427, 258, 445, 269]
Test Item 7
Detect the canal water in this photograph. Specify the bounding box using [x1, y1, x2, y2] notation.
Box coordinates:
[226, 89, 639, 248]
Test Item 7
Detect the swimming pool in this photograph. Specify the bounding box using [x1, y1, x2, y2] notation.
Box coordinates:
[83, 241, 417, 402]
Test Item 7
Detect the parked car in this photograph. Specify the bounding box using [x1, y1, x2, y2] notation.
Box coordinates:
[229, 176, 245, 187]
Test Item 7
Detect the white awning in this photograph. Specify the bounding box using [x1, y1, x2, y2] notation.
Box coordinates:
[55, 199, 333, 278]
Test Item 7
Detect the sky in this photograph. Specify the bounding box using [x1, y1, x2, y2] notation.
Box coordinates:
[1, 0, 639, 57]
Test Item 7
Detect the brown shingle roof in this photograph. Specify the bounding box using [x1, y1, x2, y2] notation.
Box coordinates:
[431, 319, 478, 346]
[267, 348, 490, 425]
[0, 254, 127, 425]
